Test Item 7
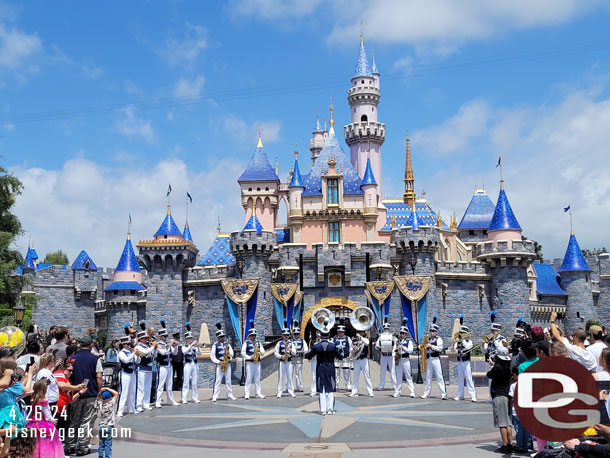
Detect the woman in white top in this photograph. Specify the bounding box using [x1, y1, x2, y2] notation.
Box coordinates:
[35, 352, 61, 407]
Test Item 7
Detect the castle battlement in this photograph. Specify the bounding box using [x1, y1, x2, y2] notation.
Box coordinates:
[344, 121, 385, 146]
[230, 230, 277, 257]
[436, 261, 490, 278]
[391, 226, 440, 253]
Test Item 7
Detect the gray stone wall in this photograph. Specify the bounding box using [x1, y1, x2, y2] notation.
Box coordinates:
[560, 271, 595, 332]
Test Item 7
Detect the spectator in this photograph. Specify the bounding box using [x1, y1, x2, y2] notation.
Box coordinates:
[25, 379, 65, 457]
[550, 341, 568, 357]
[15, 341, 41, 372]
[535, 340, 550, 359]
[486, 345, 513, 454]
[105, 339, 120, 364]
[47, 327, 69, 360]
[53, 361, 86, 444]
[35, 353, 62, 409]
[597, 348, 610, 381]
[96, 387, 118, 458]
[518, 341, 539, 374]
[64, 335, 103, 457]
[509, 366, 531, 454]
[0, 359, 36, 436]
[550, 312, 597, 372]
[587, 325, 607, 373]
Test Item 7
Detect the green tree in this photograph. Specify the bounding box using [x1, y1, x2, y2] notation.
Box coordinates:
[522, 235, 543, 263]
[582, 247, 608, 257]
[0, 162, 26, 309]
[42, 250, 69, 265]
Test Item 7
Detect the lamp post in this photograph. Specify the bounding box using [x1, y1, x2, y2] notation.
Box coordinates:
[375, 265, 383, 281]
[236, 257, 247, 386]
[13, 298, 25, 327]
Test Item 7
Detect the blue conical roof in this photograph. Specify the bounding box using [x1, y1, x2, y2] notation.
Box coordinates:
[559, 234, 591, 272]
[458, 190, 496, 230]
[154, 211, 183, 237]
[314, 114, 322, 133]
[198, 234, 235, 266]
[71, 250, 97, 270]
[24, 247, 38, 269]
[183, 224, 193, 242]
[371, 53, 379, 74]
[488, 187, 521, 231]
[353, 37, 372, 78]
[289, 158, 304, 188]
[242, 214, 263, 234]
[408, 207, 419, 230]
[237, 145, 279, 182]
[360, 158, 377, 188]
[115, 238, 141, 273]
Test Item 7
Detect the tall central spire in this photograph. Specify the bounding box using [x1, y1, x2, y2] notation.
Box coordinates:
[403, 135, 416, 205]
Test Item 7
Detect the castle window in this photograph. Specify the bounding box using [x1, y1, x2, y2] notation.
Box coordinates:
[257, 187, 260, 191]
[469, 230, 474, 236]
[265, 187, 269, 191]
[248, 188, 252, 191]
[328, 222, 340, 242]
[361, 115, 368, 122]
[328, 179, 339, 205]
[361, 80, 364, 84]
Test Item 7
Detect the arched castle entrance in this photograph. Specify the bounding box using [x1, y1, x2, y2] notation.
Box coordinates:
[301, 296, 359, 341]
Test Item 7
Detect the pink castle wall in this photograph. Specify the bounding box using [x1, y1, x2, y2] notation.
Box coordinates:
[344, 219, 366, 243]
[301, 221, 324, 247]
[488, 229, 522, 248]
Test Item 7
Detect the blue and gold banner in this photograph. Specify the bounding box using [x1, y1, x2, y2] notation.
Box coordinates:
[394, 276, 431, 344]
[270, 283, 298, 328]
[221, 279, 259, 345]
[365, 281, 394, 331]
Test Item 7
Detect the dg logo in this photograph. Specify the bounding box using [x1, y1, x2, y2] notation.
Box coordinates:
[514, 356, 600, 442]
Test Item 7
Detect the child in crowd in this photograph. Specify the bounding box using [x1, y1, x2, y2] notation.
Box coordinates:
[26, 379, 64, 457]
[96, 387, 118, 458]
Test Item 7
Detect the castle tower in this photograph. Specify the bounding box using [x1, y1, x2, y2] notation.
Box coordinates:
[344, 33, 385, 200]
[310, 113, 325, 166]
[237, 133, 280, 231]
[457, 188, 495, 246]
[105, 225, 146, 339]
[137, 202, 199, 336]
[361, 157, 378, 241]
[559, 229, 595, 332]
[403, 136, 416, 206]
[183, 193, 193, 242]
[288, 149, 305, 242]
[477, 181, 535, 332]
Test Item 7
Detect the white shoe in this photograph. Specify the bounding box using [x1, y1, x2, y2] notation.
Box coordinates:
[420, 394, 428, 399]
[155, 403, 161, 408]
[145, 406, 153, 411]
[117, 413, 123, 418]
[393, 392, 400, 398]
[212, 398, 217, 402]
[369, 393, 375, 397]
[277, 394, 282, 398]
[310, 392, 316, 397]
[453, 396, 463, 401]
[171, 401, 180, 406]
[471, 398, 477, 402]
[290, 393, 296, 398]
[194, 399, 201, 403]
[244, 396, 250, 400]
[410, 394, 415, 398]
[441, 396, 448, 400]
[182, 400, 188, 404]
[228, 395, 237, 401]
[136, 407, 144, 413]
[349, 392, 358, 397]
[328, 410, 335, 415]
[256, 394, 266, 399]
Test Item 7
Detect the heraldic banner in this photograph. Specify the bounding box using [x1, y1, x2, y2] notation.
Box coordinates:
[270, 283, 299, 328]
[364, 281, 394, 331]
[221, 279, 259, 345]
[394, 276, 431, 344]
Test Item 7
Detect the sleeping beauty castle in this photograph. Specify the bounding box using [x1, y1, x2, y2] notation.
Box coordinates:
[21, 35, 610, 385]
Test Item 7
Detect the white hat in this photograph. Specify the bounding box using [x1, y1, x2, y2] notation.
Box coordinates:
[337, 325, 346, 332]
[281, 328, 290, 336]
[491, 323, 502, 332]
[495, 345, 511, 361]
[459, 325, 469, 333]
[399, 326, 409, 334]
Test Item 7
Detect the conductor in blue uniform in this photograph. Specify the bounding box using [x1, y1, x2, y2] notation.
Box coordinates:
[305, 317, 343, 416]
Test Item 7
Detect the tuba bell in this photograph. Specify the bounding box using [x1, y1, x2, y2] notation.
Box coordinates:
[350, 306, 374, 332]
[311, 307, 335, 334]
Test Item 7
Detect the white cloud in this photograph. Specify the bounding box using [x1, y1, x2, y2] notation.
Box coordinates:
[174, 75, 205, 98]
[115, 108, 155, 143]
[124, 79, 143, 95]
[220, 114, 281, 145]
[160, 23, 208, 67]
[0, 23, 41, 83]
[12, 156, 246, 268]
[412, 83, 610, 259]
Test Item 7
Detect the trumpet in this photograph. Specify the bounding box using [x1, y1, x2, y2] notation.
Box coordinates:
[282, 344, 292, 362]
[481, 334, 494, 344]
[453, 331, 474, 343]
[418, 333, 429, 373]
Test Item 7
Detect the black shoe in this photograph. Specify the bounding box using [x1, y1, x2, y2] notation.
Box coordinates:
[64, 448, 75, 456]
[494, 445, 508, 453]
[513, 446, 527, 454]
[505, 444, 514, 454]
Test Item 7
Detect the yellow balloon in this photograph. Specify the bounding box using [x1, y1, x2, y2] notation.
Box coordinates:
[0, 326, 25, 355]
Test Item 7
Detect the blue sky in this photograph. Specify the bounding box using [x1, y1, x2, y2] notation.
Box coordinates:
[2, 0, 610, 266]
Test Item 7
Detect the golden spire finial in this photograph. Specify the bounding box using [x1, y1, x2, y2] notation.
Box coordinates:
[329, 96, 335, 130]
[252, 200, 256, 217]
[127, 214, 132, 240]
[217, 216, 221, 234]
[294, 144, 298, 160]
[360, 20, 364, 46]
[437, 210, 442, 229]
[450, 213, 458, 231]
[391, 210, 396, 229]
[257, 125, 263, 148]
[403, 131, 416, 206]
[275, 156, 279, 176]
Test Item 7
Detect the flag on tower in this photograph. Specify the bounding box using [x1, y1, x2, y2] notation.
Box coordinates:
[187, 191, 193, 203]
[128, 213, 132, 225]
[564, 205, 571, 212]
[166, 183, 172, 197]
[496, 156, 502, 168]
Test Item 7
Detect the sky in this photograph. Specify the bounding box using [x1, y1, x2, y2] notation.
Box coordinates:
[2, 0, 610, 267]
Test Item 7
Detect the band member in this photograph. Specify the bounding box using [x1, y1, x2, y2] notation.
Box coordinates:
[155, 319, 179, 407]
[333, 323, 352, 390]
[210, 322, 236, 402]
[291, 321, 308, 392]
[182, 322, 203, 403]
[375, 320, 397, 391]
[241, 320, 265, 400]
[394, 321, 415, 398]
[275, 325, 296, 398]
[305, 318, 343, 415]
[171, 331, 183, 392]
[117, 324, 137, 417]
[309, 330, 321, 397]
[349, 330, 374, 397]
[421, 316, 447, 400]
[135, 321, 157, 412]
[483, 312, 504, 402]
[453, 316, 477, 402]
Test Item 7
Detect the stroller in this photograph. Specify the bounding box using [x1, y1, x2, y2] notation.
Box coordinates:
[102, 362, 120, 390]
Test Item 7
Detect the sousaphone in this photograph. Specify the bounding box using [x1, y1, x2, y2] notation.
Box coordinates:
[350, 306, 374, 332]
[311, 307, 335, 334]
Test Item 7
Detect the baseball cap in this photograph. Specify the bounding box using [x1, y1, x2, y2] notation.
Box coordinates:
[101, 391, 112, 400]
[589, 325, 603, 337]
[78, 335, 92, 346]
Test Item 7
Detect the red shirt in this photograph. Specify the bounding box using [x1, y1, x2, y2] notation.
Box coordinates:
[53, 370, 71, 413]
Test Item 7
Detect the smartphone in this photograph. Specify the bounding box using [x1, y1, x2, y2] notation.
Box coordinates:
[82, 378, 89, 387]
[598, 381, 610, 390]
[29, 356, 35, 365]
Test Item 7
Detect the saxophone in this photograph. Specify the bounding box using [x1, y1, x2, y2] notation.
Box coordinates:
[282, 342, 291, 362]
[418, 333, 429, 373]
[395, 338, 401, 366]
[220, 343, 232, 371]
[252, 341, 260, 363]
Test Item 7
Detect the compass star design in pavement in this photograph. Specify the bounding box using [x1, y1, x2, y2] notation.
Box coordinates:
[152, 399, 489, 442]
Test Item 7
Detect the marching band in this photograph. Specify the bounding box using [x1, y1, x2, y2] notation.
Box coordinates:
[113, 309, 503, 418]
